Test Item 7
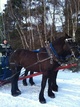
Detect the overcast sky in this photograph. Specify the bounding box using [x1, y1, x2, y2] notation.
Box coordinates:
[0, 0, 7, 13]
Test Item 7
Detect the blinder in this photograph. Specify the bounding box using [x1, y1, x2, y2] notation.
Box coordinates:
[65, 38, 75, 43]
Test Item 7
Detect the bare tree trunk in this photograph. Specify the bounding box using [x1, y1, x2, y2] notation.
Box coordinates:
[51, 2, 56, 39]
[48, 10, 54, 41]
[29, 0, 35, 49]
[10, 1, 29, 49]
[69, 0, 80, 40]
[72, 0, 78, 39]
[2, 14, 6, 37]
[17, 23, 29, 49]
[36, 23, 44, 47]
[42, 0, 47, 42]
[35, 2, 44, 47]
[67, 2, 70, 35]
[43, 1, 47, 41]
[16, 27, 26, 49]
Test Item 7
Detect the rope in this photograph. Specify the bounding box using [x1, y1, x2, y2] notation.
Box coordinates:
[0, 56, 51, 85]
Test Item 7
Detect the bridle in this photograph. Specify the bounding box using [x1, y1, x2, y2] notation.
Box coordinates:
[65, 38, 76, 59]
[45, 38, 77, 64]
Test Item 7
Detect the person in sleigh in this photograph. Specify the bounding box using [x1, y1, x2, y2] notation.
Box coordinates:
[0, 39, 13, 80]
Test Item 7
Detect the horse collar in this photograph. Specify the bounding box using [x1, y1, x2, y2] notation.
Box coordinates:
[50, 43, 59, 58]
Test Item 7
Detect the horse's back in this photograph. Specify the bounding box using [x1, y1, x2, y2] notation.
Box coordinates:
[10, 49, 29, 62]
[10, 49, 39, 68]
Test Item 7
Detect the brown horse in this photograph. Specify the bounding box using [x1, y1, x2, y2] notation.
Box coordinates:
[9, 35, 75, 103]
[22, 35, 79, 89]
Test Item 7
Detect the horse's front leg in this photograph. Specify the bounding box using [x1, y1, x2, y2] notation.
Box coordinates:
[48, 77, 55, 98]
[52, 70, 58, 92]
[39, 74, 47, 104]
[11, 71, 21, 96]
[11, 66, 21, 96]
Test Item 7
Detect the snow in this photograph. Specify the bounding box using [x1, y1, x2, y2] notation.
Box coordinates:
[0, 0, 7, 13]
[0, 69, 80, 107]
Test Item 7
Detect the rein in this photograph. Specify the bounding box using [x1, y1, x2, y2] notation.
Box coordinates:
[25, 56, 51, 68]
[0, 56, 52, 86]
[7, 42, 61, 82]
[8, 44, 59, 81]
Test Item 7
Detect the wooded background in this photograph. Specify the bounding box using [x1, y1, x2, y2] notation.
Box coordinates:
[0, 0, 80, 50]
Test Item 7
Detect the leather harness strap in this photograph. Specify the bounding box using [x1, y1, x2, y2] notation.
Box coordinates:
[36, 53, 42, 72]
[45, 41, 61, 65]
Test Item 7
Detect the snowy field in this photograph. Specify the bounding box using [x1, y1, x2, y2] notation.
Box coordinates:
[0, 69, 80, 107]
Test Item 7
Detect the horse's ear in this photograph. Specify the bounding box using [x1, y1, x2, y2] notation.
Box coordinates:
[47, 38, 50, 42]
[65, 33, 69, 37]
[65, 33, 71, 38]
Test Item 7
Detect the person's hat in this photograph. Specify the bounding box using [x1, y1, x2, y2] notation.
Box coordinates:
[2, 38, 7, 41]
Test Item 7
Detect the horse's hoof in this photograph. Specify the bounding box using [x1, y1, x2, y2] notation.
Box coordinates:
[49, 94, 55, 98]
[23, 82, 28, 86]
[29, 80, 35, 86]
[12, 92, 21, 97]
[52, 85, 58, 92]
[52, 87, 58, 92]
[31, 82, 35, 86]
[16, 89, 21, 94]
[11, 90, 21, 97]
[48, 92, 55, 98]
[39, 99, 46, 104]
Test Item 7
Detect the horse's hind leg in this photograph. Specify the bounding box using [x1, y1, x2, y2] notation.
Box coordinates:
[29, 71, 35, 85]
[23, 70, 28, 86]
[23, 71, 35, 86]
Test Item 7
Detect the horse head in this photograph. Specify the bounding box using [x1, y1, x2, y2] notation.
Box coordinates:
[51, 35, 78, 63]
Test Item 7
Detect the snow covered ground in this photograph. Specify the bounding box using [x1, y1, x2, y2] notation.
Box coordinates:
[0, 69, 80, 107]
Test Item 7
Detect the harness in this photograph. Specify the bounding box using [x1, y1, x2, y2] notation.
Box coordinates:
[50, 41, 75, 62]
[45, 41, 61, 64]
[11, 40, 73, 71]
[50, 43, 59, 58]
[10, 39, 75, 70]
[0, 38, 76, 83]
